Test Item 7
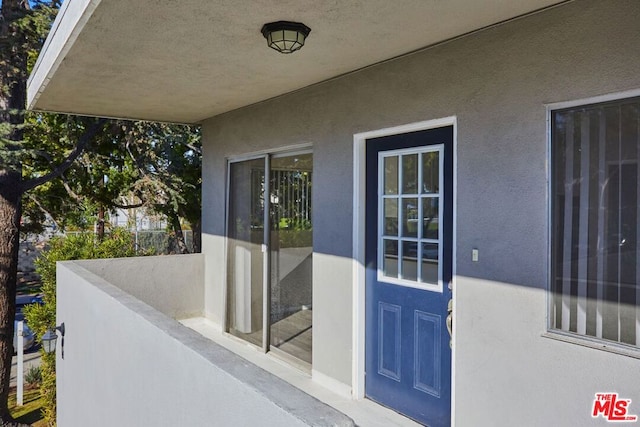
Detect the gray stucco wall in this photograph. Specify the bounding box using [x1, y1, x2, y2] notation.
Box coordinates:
[75, 254, 204, 319]
[56, 261, 354, 427]
[201, 1, 640, 425]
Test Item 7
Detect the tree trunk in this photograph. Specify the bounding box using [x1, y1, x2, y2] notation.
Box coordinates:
[96, 175, 105, 240]
[191, 218, 201, 253]
[96, 205, 105, 240]
[168, 213, 189, 254]
[0, 176, 23, 426]
[0, 1, 34, 424]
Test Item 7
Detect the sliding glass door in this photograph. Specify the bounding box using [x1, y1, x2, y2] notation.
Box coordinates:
[226, 158, 266, 348]
[269, 154, 313, 363]
[227, 152, 313, 364]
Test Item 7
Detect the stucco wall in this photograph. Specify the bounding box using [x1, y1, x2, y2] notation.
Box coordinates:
[75, 254, 204, 319]
[56, 261, 354, 427]
[201, 1, 640, 425]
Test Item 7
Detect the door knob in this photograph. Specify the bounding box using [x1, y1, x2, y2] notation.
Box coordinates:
[446, 299, 453, 348]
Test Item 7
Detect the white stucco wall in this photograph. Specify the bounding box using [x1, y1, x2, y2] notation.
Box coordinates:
[75, 254, 204, 319]
[56, 261, 354, 426]
[201, 1, 640, 425]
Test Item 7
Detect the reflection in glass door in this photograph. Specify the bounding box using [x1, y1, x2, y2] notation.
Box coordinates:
[226, 152, 313, 365]
[270, 154, 313, 364]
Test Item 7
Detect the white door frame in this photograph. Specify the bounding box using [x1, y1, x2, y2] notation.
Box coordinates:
[351, 116, 458, 419]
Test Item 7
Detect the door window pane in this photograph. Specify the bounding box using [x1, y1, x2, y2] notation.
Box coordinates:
[383, 239, 399, 278]
[402, 198, 418, 237]
[402, 154, 418, 194]
[422, 151, 439, 194]
[384, 199, 398, 236]
[421, 243, 439, 285]
[385, 156, 399, 195]
[422, 198, 439, 240]
[402, 241, 418, 281]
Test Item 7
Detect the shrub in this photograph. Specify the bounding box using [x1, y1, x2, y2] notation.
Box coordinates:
[24, 365, 42, 388]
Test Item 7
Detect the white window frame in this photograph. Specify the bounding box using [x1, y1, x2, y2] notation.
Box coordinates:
[545, 89, 640, 358]
[377, 145, 444, 293]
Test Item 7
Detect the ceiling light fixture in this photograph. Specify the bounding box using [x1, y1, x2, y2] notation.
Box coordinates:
[261, 21, 311, 54]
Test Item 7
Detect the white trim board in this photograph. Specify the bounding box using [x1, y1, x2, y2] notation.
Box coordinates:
[351, 116, 458, 425]
[545, 87, 640, 111]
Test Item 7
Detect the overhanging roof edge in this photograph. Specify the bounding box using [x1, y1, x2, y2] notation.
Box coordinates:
[27, 0, 102, 110]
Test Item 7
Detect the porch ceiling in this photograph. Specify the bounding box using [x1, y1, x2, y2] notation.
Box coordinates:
[28, 0, 565, 124]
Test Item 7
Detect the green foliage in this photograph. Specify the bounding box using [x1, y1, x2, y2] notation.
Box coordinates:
[23, 228, 144, 426]
[118, 122, 202, 252]
[0, 0, 59, 171]
[20, 114, 125, 233]
[19, 115, 202, 248]
[38, 352, 55, 426]
[277, 230, 313, 248]
[24, 365, 42, 388]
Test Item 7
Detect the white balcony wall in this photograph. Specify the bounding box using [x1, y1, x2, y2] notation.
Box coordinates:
[56, 258, 354, 426]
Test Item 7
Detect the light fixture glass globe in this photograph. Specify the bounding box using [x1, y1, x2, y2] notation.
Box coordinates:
[41, 328, 58, 354]
[261, 21, 311, 54]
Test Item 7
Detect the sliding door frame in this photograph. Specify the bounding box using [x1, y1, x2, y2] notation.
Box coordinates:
[224, 145, 313, 359]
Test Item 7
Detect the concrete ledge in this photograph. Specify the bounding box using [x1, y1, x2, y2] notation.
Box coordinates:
[57, 261, 354, 427]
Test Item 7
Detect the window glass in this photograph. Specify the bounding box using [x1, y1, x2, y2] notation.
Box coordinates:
[421, 243, 439, 285]
[551, 97, 639, 348]
[402, 198, 418, 238]
[384, 199, 398, 236]
[422, 198, 439, 240]
[422, 151, 439, 194]
[402, 154, 418, 194]
[384, 156, 399, 195]
[269, 154, 313, 364]
[226, 159, 265, 348]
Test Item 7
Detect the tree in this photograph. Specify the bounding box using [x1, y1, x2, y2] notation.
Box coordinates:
[0, 3, 201, 424]
[21, 113, 145, 236]
[21, 116, 202, 253]
[21, 114, 119, 235]
[118, 121, 201, 253]
[0, 2, 106, 425]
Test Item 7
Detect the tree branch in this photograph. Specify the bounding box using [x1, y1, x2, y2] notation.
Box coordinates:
[27, 192, 61, 230]
[113, 200, 145, 209]
[176, 139, 202, 155]
[113, 202, 145, 209]
[20, 118, 107, 192]
[59, 172, 83, 203]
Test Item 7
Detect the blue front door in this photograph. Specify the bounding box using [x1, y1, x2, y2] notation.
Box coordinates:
[365, 126, 453, 426]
